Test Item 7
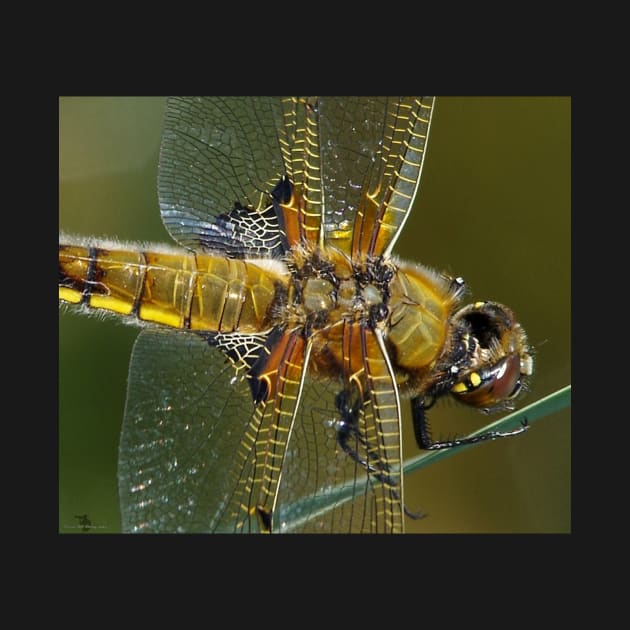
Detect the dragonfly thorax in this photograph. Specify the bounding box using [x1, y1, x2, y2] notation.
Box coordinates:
[287, 245, 396, 331]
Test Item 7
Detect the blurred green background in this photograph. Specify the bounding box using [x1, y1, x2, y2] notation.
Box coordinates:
[59, 96, 570, 534]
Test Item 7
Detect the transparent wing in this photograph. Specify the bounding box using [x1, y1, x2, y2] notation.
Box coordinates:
[119, 327, 311, 533]
[157, 97, 434, 258]
[277, 324, 404, 533]
[276, 375, 375, 533]
[118, 328, 257, 533]
[158, 96, 288, 253]
[301, 96, 435, 257]
[210, 330, 308, 533]
[119, 325, 404, 533]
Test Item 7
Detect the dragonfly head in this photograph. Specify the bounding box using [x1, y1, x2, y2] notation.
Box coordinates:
[448, 301, 533, 413]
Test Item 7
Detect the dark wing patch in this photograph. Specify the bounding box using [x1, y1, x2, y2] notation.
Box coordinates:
[196, 197, 288, 259]
[158, 97, 288, 255]
[204, 326, 287, 405]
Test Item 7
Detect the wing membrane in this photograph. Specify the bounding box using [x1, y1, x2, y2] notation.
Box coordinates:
[119, 328, 256, 532]
[316, 97, 435, 257]
[349, 97, 434, 258]
[158, 97, 434, 258]
[277, 323, 404, 533]
[158, 97, 287, 252]
[212, 330, 308, 533]
[119, 325, 404, 533]
[119, 327, 312, 533]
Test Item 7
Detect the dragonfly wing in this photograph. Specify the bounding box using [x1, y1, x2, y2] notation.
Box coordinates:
[158, 97, 434, 259]
[119, 328, 258, 533]
[158, 96, 289, 255]
[210, 329, 309, 533]
[119, 325, 404, 533]
[277, 323, 405, 533]
[119, 326, 314, 533]
[313, 97, 435, 258]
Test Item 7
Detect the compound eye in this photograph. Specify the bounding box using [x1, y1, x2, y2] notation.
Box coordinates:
[451, 353, 523, 410]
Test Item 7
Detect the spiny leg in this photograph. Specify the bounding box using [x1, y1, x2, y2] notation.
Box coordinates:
[334, 389, 424, 520]
[411, 396, 529, 451]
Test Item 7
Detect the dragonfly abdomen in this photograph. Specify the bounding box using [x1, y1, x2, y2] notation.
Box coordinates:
[59, 243, 287, 333]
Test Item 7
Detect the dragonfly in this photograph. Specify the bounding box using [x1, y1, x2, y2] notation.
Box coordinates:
[59, 97, 534, 533]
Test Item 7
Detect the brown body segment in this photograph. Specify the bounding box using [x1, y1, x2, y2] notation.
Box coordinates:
[59, 244, 288, 334]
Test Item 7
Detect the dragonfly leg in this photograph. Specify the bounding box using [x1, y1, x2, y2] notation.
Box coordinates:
[334, 389, 431, 520]
[334, 389, 398, 489]
[411, 396, 529, 450]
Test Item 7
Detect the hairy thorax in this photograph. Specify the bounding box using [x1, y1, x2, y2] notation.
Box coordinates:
[280, 244, 460, 395]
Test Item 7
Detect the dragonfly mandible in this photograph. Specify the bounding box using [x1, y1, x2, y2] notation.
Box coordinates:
[59, 97, 533, 533]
